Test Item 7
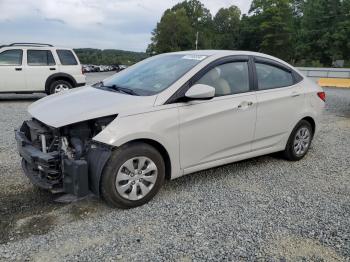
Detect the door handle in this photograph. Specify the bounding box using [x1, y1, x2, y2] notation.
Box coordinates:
[15, 68, 22, 71]
[291, 92, 300, 97]
[237, 101, 253, 109]
[49, 68, 56, 71]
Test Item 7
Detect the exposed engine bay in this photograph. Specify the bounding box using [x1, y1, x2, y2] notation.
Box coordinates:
[15, 116, 116, 199]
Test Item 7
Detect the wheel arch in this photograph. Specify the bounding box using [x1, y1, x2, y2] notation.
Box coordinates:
[92, 138, 172, 198]
[45, 73, 77, 93]
[119, 138, 172, 181]
[282, 116, 316, 161]
[283, 115, 317, 151]
[301, 116, 316, 136]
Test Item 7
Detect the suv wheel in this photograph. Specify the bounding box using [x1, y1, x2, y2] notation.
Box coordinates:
[283, 120, 313, 161]
[48, 80, 72, 95]
[101, 143, 165, 209]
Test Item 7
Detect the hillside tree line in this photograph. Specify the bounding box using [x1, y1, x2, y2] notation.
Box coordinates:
[74, 48, 148, 66]
[147, 0, 350, 67]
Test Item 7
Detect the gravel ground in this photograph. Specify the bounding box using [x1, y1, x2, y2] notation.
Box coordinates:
[0, 77, 349, 261]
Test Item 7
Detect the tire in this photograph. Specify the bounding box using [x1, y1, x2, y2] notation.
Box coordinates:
[101, 142, 165, 209]
[283, 120, 313, 161]
[48, 80, 72, 95]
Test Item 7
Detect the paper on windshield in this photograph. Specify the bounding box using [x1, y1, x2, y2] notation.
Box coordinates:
[182, 55, 207, 61]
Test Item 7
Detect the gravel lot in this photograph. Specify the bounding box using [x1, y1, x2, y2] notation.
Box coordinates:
[0, 74, 349, 261]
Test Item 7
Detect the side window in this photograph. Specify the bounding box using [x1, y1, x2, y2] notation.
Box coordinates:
[196, 62, 250, 97]
[256, 63, 294, 90]
[27, 50, 55, 66]
[57, 50, 78, 65]
[0, 49, 23, 66]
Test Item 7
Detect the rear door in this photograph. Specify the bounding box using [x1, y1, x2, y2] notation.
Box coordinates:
[0, 49, 27, 92]
[252, 57, 304, 151]
[25, 49, 57, 91]
[178, 57, 257, 170]
[56, 49, 85, 85]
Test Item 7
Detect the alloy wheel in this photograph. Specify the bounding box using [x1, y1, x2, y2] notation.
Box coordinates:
[115, 157, 158, 201]
[293, 127, 311, 156]
[54, 84, 70, 93]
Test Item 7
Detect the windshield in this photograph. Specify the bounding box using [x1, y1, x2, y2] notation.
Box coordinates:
[101, 54, 207, 96]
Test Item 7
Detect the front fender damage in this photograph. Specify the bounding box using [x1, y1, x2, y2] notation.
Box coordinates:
[15, 117, 114, 202]
[58, 145, 111, 202]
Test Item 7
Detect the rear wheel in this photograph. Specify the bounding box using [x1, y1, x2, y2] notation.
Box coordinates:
[283, 120, 313, 161]
[48, 80, 72, 95]
[101, 143, 165, 209]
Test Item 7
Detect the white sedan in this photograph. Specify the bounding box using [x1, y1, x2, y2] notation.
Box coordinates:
[15, 50, 325, 208]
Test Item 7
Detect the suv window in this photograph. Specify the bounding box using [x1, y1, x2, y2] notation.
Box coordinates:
[27, 50, 55, 66]
[196, 62, 250, 97]
[0, 49, 23, 65]
[256, 63, 294, 90]
[57, 50, 78, 65]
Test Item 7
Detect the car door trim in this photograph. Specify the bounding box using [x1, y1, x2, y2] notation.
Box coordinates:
[252, 56, 304, 91]
[0, 49, 23, 66]
[165, 55, 254, 104]
[27, 49, 56, 66]
[176, 90, 257, 108]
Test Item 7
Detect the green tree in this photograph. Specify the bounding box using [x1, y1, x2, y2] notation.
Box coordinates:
[299, 0, 343, 66]
[147, 0, 215, 54]
[246, 0, 294, 61]
[213, 6, 241, 49]
[74, 48, 147, 65]
[289, 0, 304, 63]
[171, 0, 214, 49]
[147, 8, 194, 54]
[338, 0, 350, 63]
[239, 14, 263, 52]
[171, 0, 212, 27]
[147, 0, 350, 67]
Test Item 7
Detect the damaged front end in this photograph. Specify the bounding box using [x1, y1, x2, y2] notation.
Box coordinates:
[15, 116, 116, 200]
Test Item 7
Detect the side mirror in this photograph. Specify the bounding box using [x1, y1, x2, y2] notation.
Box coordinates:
[185, 84, 215, 100]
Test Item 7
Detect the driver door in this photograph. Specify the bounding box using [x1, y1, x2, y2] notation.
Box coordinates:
[0, 49, 27, 92]
[178, 59, 257, 171]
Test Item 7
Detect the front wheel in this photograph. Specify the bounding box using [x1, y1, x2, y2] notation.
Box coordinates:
[101, 143, 165, 209]
[283, 120, 313, 161]
[48, 80, 72, 95]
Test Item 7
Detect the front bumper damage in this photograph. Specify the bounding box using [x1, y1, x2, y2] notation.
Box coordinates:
[15, 120, 111, 200]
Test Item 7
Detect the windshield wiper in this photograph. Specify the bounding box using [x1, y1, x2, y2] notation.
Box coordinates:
[93, 81, 103, 87]
[100, 83, 140, 96]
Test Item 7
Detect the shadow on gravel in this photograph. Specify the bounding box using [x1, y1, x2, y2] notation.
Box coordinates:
[326, 107, 350, 119]
[0, 188, 62, 244]
[324, 88, 350, 118]
[0, 94, 45, 101]
[69, 202, 100, 221]
[0, 187, 106, 244]
[165, 154, 274, 191]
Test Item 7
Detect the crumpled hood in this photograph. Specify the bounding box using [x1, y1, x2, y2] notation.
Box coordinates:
[28, 86, 157, 128]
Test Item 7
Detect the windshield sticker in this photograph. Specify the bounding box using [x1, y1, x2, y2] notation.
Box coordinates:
[182, 55, 207, 61]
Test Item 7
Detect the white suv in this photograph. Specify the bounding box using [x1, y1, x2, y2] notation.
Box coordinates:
[15, 50, 325, 208]
[0, 43, 86, 94]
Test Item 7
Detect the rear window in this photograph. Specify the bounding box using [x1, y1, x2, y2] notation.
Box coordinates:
[27, 50, 55, 66]
[57, 50, 78, 65]
[0, 49, 23, 65]
[256, 63, 294, 90]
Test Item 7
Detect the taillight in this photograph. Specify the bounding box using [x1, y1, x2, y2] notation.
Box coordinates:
[317, 92, 326, 102]
[81, 66, 85, 75]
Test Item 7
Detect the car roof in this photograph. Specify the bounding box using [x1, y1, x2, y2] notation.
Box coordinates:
[163, 50, 293, 68]
[165, 50, 275, 59]
[0, 43, 72, 50]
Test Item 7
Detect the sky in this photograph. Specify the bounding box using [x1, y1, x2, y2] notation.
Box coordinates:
[0, 0, 252, 52]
